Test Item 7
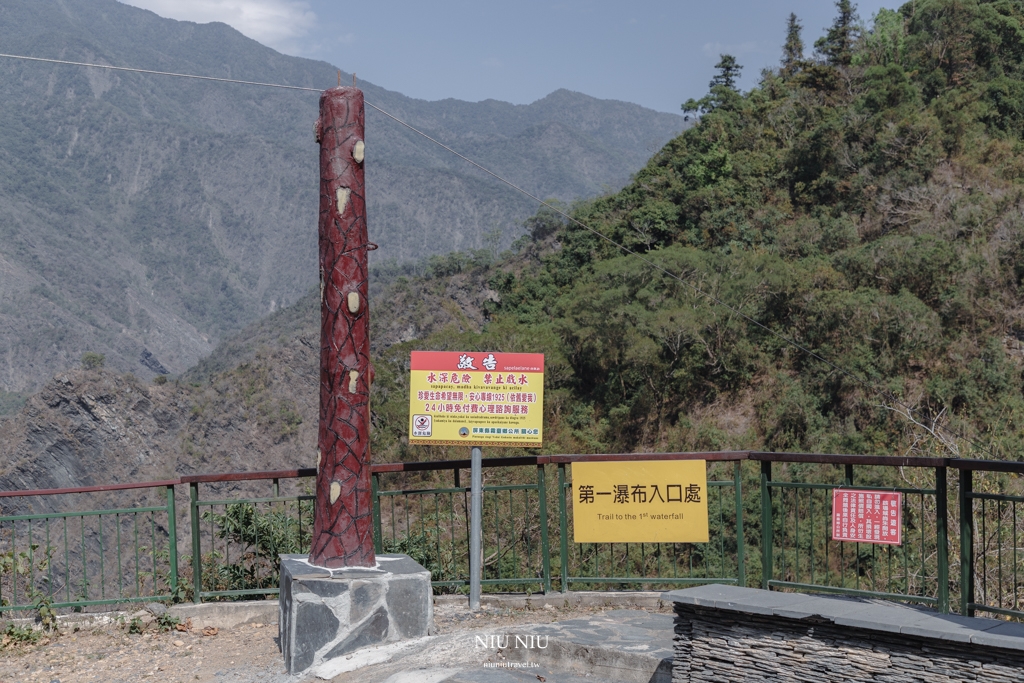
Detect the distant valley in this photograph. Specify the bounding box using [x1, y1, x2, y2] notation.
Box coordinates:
[0, 0, 684, 397]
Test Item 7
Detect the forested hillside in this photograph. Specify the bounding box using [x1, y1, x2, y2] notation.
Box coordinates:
[365, 0, 1024, 462]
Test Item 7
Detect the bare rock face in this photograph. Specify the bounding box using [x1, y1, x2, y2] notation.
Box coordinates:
[0, 371, 183, 514]
[0, 349, 317, 513]
[0, 262, 504, 508]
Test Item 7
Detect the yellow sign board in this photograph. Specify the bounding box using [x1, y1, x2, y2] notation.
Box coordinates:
[408, 351, 544, 447]
[571, 460, 709, 543]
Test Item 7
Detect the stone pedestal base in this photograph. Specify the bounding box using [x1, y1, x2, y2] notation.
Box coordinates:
[278, 554, 433, 674]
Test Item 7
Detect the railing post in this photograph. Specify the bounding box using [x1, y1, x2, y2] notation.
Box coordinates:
[537, 464, 550, 593]
[760, 460, 772, 590]
[558, 463, 569, 593]
[371, 473, 383, 554]
[166, 485, 179, 601]
[844, 464, 854, 487]
[959, 468, 974, 616]
[735, 461, 745, 587]
[189, 482, 202, 604]
[470, 446, 482, 610]
[936, 466, 949, 614]
[272, 478, 279, 499]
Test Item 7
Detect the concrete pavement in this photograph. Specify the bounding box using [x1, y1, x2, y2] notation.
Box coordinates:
[320, 609, 673, 683]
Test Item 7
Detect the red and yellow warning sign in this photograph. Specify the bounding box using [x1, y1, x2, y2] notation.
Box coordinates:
[408, 351, 544, 447]
[831, 489, 902, 545]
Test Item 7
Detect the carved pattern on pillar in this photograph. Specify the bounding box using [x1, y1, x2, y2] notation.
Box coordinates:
[309, 87, 376, 568]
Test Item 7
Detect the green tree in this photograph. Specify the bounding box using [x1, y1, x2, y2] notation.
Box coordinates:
[524, 203, 567, 242]
[782, 13, 806, 75]
[80, 352, 105, 370]
[683, 54, 744, 117]
[710, 54, 743, 90]
[857, 8, 906, 67]
[816, 0, 860, 66]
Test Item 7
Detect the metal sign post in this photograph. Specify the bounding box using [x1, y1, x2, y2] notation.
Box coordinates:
[405, 350, 545, 609]
[470, 445, 482, 610]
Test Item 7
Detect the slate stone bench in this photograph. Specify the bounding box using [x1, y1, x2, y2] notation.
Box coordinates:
[663, 585, 1024, 682]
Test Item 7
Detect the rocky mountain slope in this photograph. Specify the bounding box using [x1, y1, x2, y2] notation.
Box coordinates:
[0, 264, 501, 512]
[0, 0, 684, 396]
[0, 344, 315, 515]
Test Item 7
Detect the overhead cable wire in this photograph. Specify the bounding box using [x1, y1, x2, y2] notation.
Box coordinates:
[0, 51, 993, 459]
[0, 53, 324, 92]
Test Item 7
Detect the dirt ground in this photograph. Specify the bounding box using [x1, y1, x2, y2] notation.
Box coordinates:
[0, 601, 670, 683]
[0, 619, 282, 683]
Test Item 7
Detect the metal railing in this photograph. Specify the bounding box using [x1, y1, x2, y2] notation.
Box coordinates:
[2, 451, 1024, 621]
[952, 459, 1024, 618]
[757, 453, 949, 611]
[184, 469, 315, 603]
[372, 456, 551, 593]
[0, 480, 178, 612]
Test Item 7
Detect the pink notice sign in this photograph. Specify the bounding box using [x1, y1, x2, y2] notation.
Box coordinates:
[831, 489, 902, 545]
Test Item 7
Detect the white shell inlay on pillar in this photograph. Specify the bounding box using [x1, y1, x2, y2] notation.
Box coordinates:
[349, 370, 359, 393]
[347, 291, 359, 314]
[336, 187, 350, 214]
[329, 481, 340, 504]
[352, 140, 364, 163]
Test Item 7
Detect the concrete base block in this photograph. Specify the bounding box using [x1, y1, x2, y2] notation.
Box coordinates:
[169, 599, 278, 630]
[433, 590, 667, 611]
[278, 553, 433, 674]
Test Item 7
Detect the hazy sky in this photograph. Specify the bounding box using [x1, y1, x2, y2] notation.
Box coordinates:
[121, 0, 899, 113]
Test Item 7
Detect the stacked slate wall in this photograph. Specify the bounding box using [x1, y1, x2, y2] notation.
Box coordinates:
[673, 604, 1024, 682]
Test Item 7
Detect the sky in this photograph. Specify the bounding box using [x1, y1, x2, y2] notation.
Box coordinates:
[121, 0, 899, 114]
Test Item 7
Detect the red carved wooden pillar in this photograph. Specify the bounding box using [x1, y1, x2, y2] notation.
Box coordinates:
[309, 87, 376, 568]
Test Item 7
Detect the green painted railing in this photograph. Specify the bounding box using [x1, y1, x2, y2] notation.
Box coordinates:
[757, 454, 950, 611]
[0, 480, 179, 613]
[952, 459, 1024, 619]
[3, 452, 1024, 621]
[372, 458, 551, 593]
[184, 470, 314, 603]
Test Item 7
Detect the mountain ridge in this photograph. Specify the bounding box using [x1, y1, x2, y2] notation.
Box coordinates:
[0, 0, 684, 395]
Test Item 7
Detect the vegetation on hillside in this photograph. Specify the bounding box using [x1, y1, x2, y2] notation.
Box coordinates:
[368, 0, 1024, 463]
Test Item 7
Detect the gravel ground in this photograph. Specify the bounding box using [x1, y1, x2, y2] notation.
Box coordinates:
[0, 602, 671, 683]
[0, 619, 284, 683]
